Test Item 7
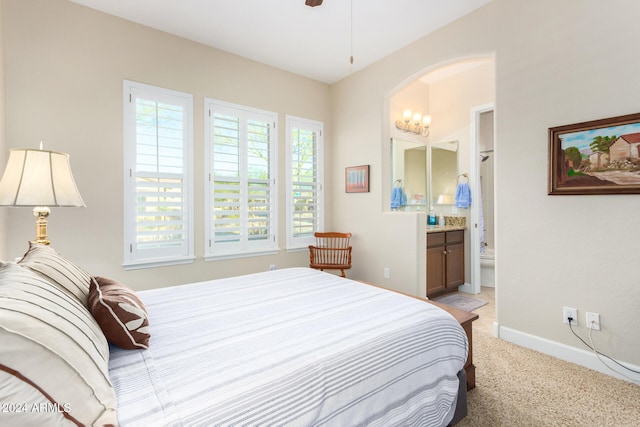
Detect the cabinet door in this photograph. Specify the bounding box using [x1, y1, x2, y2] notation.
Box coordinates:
[446, 242, 465, 287]
[427, 245, 446, 296]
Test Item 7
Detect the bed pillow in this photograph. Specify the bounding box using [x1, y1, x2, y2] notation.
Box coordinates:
[17, 242, 91, 306]
[0, 368, 74, 426]
[89, 276, 150, 350]
[0, 262, 117, 426]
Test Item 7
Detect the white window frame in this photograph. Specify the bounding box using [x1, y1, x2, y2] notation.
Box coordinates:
[123, 80, 195, 269]
[204, 99, 278, 260]
[286, 115, 324, 250]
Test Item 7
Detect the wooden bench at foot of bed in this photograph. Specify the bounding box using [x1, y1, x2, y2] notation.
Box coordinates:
[426, 300, 478, 390]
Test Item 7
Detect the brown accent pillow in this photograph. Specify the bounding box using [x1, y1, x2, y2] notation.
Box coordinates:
[88, 276, 150, 350]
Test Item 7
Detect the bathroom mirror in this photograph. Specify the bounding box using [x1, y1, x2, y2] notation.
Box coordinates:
[390, 138, 458, 211]
[429, 140, 458, 208]
[390, 138, 427, 210]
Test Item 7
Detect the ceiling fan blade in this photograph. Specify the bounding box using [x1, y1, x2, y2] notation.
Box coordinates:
[305, 0, 323, 7]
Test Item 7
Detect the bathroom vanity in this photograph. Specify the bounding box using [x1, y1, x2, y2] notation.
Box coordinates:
[426, 225, 466, 298]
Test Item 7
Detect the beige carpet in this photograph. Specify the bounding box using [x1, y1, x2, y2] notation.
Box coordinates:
[456, 288, 640, 427]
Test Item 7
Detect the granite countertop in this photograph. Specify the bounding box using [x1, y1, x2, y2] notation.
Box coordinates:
[426, 225, 467, 233]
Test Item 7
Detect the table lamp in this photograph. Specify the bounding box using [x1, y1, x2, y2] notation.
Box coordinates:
[436, 194, 453, 205]
[0, 145, 85, 245]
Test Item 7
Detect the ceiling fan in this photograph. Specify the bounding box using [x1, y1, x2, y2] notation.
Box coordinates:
[305, 0, 323, 7]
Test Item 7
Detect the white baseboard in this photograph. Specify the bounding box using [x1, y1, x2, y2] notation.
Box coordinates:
[497, 324, 640, 385]
[457, 282, 477, 294]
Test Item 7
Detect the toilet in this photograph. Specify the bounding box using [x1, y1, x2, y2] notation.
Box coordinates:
[480, 248, 495, 287]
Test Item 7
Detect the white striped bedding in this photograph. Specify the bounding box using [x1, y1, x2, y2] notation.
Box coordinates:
[108, 268, 468, 426]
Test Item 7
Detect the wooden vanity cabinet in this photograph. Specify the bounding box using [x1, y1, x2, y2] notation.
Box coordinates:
[427, 230, 465, 298]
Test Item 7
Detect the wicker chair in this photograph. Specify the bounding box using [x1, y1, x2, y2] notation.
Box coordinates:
[309, 232, 352, 278]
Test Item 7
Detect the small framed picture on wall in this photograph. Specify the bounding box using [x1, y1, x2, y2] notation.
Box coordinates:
[345, 165, 370, 193]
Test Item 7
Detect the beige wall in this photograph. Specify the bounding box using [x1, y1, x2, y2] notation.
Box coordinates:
[3, 0, 639, 377]
[429, 61, 495, 147]
[2, 0, 331, 289]
[331, 0, 640, 373]
[0, 0, 6, 260]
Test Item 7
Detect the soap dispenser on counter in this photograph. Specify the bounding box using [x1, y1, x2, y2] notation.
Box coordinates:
[428, 205, 437, 225]
[438, 212, 445, 226]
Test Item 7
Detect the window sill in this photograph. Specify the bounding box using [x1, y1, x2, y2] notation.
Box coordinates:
[204, 248, 280, 261]
[123, 256, 196, 271]
[286, 246, 309, 253]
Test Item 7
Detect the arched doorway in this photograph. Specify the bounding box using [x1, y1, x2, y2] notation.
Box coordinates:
[384, 55, 495, 311]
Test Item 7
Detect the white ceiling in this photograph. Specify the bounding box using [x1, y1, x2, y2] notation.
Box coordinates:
[69, 0, 492, 84]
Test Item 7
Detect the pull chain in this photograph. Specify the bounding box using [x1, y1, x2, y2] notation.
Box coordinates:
[349, 0, 354, 65]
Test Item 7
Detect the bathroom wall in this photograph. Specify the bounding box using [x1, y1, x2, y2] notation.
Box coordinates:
[389, 79, 430, 212]
[479, 110, 494, 251]
[427, 61, 495, 283]
[389, 79, 430, 147]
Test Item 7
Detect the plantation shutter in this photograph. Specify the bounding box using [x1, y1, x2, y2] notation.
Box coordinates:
[124, 81, 194, 268]
[246, 119, 273, 243]
[211, 113, 242, 248]
[286, 116, 324, 248]
[206, 100, 278, 258]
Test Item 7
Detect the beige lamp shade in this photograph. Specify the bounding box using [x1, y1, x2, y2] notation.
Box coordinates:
[436, 194, 453, 205]
[0, 148, 85, 207]
[0, 148, 85, 245]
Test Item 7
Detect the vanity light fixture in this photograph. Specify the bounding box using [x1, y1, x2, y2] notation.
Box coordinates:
[395, 110, 431, 137]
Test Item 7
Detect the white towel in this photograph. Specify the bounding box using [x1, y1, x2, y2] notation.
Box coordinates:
[478, 180, 485, 254]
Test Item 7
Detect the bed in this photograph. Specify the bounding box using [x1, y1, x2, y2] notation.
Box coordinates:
[1, 244, 469, 426]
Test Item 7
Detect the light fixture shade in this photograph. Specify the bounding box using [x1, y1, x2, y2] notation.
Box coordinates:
[0, 148, 85, 207]
[436, 194, 453, 205]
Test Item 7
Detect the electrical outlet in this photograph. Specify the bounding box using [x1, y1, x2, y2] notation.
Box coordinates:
[383, 267, 390, 279]
[586, 312, 600, 330]
[563, 306, 577, 325]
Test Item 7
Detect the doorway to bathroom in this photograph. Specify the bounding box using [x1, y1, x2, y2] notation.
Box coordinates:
[385, 54, 495, 301]
[468, 105, 495, 299]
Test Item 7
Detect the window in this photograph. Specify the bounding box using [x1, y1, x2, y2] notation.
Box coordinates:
[205, 99, 278, 259]
[123, 81, 194, 269]
[286, 116, 324, 249]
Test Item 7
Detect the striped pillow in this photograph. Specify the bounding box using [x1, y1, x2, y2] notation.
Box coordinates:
[0, 262, 117, 426]
[18, 242, 91, 306]
[89, 276, 150, 350]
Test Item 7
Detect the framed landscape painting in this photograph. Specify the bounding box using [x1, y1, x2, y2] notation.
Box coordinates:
[548, 112, 640, 195]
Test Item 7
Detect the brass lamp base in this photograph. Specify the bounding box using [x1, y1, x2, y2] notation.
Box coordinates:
[33, 206, 51, 245]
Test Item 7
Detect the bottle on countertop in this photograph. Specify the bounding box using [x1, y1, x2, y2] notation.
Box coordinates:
[428, 205, 437, 225]
[438, 213, 445, 226]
